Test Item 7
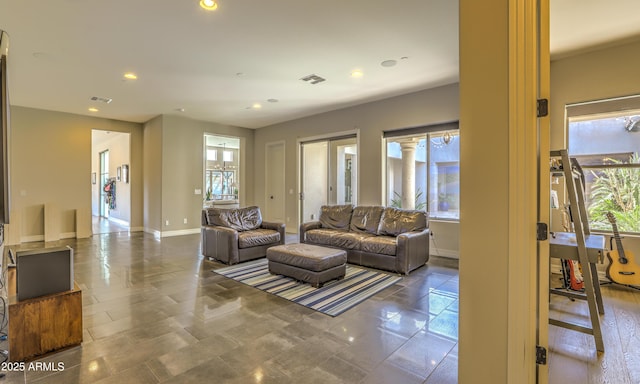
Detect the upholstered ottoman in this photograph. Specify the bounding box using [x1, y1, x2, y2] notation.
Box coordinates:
[267, 243, 347, 287]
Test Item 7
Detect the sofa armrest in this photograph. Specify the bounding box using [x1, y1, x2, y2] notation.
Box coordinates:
[261, 221, 286, 245]
[396, 229, 430, 274]
[300, 221, 322, 243]
[201, 225, 240, 264]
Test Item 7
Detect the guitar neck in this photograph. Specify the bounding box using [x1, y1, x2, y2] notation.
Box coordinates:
[612, 223, 627, 259]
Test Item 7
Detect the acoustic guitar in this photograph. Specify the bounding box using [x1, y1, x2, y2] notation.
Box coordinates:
[606, 212, 640, 287]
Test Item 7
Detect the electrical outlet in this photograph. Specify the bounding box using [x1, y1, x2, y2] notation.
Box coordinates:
[165, 220, 169, 226]
[183, 218, 188, 224]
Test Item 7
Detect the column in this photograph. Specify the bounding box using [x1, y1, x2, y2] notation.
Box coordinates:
[459, 0, 547, 382]
[399, 139, 418, 210]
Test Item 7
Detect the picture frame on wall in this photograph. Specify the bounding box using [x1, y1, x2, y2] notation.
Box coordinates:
[116, 166, 121, 181]
[122, 164, 129, 183]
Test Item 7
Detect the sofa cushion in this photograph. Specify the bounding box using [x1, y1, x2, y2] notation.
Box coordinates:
[305, 228, 373, 250]
[329, 231, 374, 250]
[361, 236, 397, 256]
[207, 206, 263, 231]
[319, 204, 353, 230]
[238, 228, 280, 248]
[350, 206, 384, 234]
[305, 228, 344, 246]
[378, 208, 427, 236]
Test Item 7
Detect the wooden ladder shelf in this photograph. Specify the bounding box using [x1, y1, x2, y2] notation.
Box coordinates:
[549, 149, 605, 353]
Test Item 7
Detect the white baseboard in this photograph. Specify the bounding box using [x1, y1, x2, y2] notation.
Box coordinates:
[160, 228, 200, 238]
[144, 228, 162, 239]
[144, 228, 200, 238]
[21, 235, 44, 243]
[430, 249, 459, 259]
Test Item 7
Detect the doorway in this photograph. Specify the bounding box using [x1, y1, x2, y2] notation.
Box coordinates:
[300, 135, 357, 223]
[91, 130, 131, 235]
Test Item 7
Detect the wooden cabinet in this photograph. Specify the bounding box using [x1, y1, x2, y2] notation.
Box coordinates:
[7, 269, 83, 362]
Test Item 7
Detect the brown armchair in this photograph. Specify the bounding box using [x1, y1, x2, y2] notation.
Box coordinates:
[201, 206, 285, 265]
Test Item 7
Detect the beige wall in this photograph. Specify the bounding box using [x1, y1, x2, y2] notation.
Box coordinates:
[143, 114, 254, 236]
[7, 106, 142, 244]
[254, 84, 460, 241]
[550, 38, 640, 270]
[143, 115, 163, 233]
[550, 39, 640, 151]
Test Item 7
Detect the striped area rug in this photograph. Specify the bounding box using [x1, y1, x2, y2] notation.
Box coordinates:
[213, 258, 402, 317]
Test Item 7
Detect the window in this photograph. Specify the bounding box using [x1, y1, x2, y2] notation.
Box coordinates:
[205, 170, 235, 197]
[384, 122, 459, 220]
[204, 135, 240, 200]
[568, 100, 640, 234]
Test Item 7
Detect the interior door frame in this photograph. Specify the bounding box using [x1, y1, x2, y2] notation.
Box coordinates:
[536, 0, 551, 382]
[297, 129, 359, 227]
[99, 149, 109, 218]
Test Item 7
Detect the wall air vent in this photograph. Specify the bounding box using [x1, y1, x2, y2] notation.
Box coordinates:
[300, 74, 326, 85]
[90, 96, 113, 104]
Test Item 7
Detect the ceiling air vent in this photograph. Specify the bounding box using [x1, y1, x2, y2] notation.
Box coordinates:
[90, 96, 113, 104]
[300, 74, 326, 85]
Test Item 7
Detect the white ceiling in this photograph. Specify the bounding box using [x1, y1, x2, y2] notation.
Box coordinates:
[1, 0, 640, 129]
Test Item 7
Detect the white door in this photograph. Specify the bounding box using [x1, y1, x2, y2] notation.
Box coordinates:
[265, 142, 285, 223]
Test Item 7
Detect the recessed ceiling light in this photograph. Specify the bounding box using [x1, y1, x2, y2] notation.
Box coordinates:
[267, 99, 279, 103]
[252, 103, 262, 109]
[175, 108, 185, 112]
[381, 60, 397, 67]
[124, 72, 137, 80]
[88, 107, 99, 112]
[199, 0, 218, 11]
[351, 70, 364, 78]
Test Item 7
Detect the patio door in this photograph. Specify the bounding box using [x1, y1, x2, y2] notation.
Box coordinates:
[300, 135, 357, 224]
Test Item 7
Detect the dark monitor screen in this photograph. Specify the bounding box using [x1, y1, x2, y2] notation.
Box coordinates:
[16, 246, 74, 301]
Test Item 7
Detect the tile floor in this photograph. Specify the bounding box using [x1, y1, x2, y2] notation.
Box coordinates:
[4, 232, 637, 383]
[1, 233, 459, 383]
[92, 216, 129, 236]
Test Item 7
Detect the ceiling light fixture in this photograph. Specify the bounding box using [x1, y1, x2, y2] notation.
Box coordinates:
[351, 70, 364, 78]
[123, 72, 137, 80]
[252, 103, 262, 109]
[381, 60, 397, 67]
[88, 107, 99, 112]
[199, 0, 218, 11]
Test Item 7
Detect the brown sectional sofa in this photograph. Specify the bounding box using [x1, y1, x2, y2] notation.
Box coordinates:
[300, 205, 430, 274]
[201, 206, 285, 265]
